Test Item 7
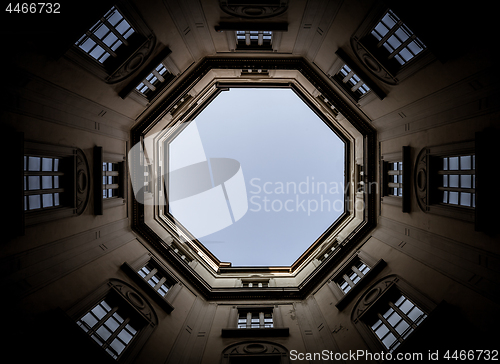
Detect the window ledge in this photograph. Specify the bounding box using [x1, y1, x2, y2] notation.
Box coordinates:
[121, 262, 175, 313]
[335, 259, 386, 311]
[221, 327, 289, 338]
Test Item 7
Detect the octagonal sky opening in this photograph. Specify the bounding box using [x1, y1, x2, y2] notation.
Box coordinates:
[166, 87, 345, 267]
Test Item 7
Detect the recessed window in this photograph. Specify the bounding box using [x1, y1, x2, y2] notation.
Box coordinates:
[387, 162, 403, 197]
[439, 155, 475, 208]
[366, 292, 427, 353]
[135, 62, 174, 99]
[24, 156, 63, 211]
[237, 309, 273, 329]
[77, 298, 139, 360]
[75, 6, 135, 64]
[336, 259, 370, 294]
[102, 162, 120, 199]
[369, 9, 426, 67]
[138, 262, 171, 297]
[236, 31, 272, 49]
[335, 64, 371, 99]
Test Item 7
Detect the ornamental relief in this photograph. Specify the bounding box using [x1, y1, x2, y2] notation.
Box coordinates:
[76, 149, 90, 215]
[350, 37, 398, 85]
[219, 0, 288, 19]
[351, 275, 399, 323]
[414, 148, 429, 212]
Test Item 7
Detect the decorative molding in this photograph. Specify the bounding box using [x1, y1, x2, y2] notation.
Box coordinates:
[219, 0, 288, 19]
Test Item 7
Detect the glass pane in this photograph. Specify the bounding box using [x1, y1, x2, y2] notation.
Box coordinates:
[105, 317, 120, 332]
[54, 176, 59, 188]
[398, 47, 413, 62]
[110, 338, 126, 355]
[375, 323, 390, 339]
[382, 332, 397, 350]
[449, 191, 459, 205]
[449, 175, 459, 188]
[382, 12, 397, 29]
[118, 329, 133, 344]
[80, 38, 96, 53]
[28, 176, 40, 190]
[103, 32, 118, 47]
[96, 325, 112, 341]
[442, 158, 448, 170]
[81, 312, 98, 328]
[395, 27, 410, 42]
[449, 157, 459, 170]
[94, 24, 110, 40]
[395, 319, 410, 335]
[90, 46, 106, 60]
[42, 158, 53, 171]
[29, 195, 41, 210]
[107, 10, 122, 26]
[43, 194, 53, 207]
[460, 156, 471, 170]
[54, 193, 60, 206]
[116, 20, 131, 35]
[92, 304, 108, 319]
[442, 175, 448, 187]
[460, 192, 471, 207]
[407, 306, 424, 322]
[113, 312, 124, 323]
[408, 40, 424, 55]
[399, 300, 414, 314]
[126, 324, 137, 335]
[28, 156, 41, 171]
[386, 311, 402, 326]
[461, 175, 472, 188]
[42, 176, 53, 189]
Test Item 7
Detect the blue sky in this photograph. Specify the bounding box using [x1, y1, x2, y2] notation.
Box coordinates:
[168, 88, 345, 266]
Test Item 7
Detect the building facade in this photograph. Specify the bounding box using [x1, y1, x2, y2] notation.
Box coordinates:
[2, 0, 499, 362]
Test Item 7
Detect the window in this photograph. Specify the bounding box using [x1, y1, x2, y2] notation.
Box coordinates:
[242, 280, 269, 288]
[24, 156, 64, 211]
[328, 49, 385, 105]
[335, 64, 371, 99]
[238, 309, 273, 329]
[121, 254, 180, 313]
[369, 9, 426, 68]
[135, 62, 174, 98]
[352, 275, 438, 354]
[438, 155, 475, 208]
[336, 259, 371, 294]
[67, 0, 155, 84]
[366, 293, 427, 353]
[75, 6, 135, 65]
[221, 306, 288, 337]
[351, 7, 434, 84]
[77, 298, 139, 360]
[236, 31, 273, 50]
[328, 251, 385, 310]
[103, 162, 120, 199]
[94, 147, 126, 214]
[415, 142, 475, 222]
[23, 142, 90, 225]
[386, 162, 403, 197]
[138, 262, 171, 297]
[67, 279, 157, 363]
[381, 146, 410, 212]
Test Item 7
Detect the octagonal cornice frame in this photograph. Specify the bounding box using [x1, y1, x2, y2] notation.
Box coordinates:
[130, 56, 377, 300]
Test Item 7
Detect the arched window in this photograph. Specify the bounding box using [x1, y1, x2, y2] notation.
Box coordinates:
[67, 279, 157, 363]
[351, 275, 439, 354]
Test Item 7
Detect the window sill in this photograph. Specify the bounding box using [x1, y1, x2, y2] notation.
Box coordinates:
[335, 259, 386, 311]
[221, 327, 289, 338]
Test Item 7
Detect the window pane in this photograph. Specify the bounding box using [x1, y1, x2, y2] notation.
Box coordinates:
[449, 191, 459, 205]
[442, 175, 448, 187]
[118, 329, 133, 344]
[94, 24, 110, 40]
[28, 157, 41, 171]
[28, 176, 40, 190]
[107, 10, 122, 26]
[28, 195, 41, 209]
[382, 332, 397, 350]
[442, 158, 448, 170]
[449, 175, 459, 188]
[460, 192, 471, 207]
[103, 32, 118, 47]
[81, 312, 98, 329]
[449, 157, 459, 170]
[54, 193, 60, 206]
[407, 306, 425, 322]
[443, 191, 448, 203]
[460, 156, 471, 170]
[461, 175, 472, 188]
[96, 325, 112, 341]
[92, 304, 107, 319]
[80, 38, 96, 53]
[375, 323, 390, 339]
[42, 176, 53, 189]
[110, 338, 126, 355]
[42, 158, 53, 171]
[90, 46, 106, 61]
[395, 319, 410, 335]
